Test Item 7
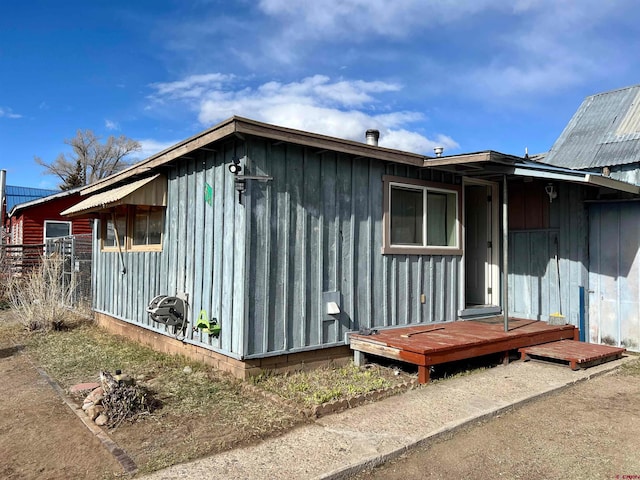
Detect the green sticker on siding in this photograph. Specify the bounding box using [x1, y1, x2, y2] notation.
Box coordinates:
[204, 182, 213, 205]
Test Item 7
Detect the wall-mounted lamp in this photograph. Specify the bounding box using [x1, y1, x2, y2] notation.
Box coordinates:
[545, 183, 557, 203]
[229, 157, 242, 174]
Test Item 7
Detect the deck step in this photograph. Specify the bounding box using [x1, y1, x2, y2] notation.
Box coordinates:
[519, 340, 626, 370]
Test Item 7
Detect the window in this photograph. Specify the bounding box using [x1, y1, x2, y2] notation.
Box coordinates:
[44, 221, 71, 239]
[383, 175, 462, 255]
[131, 206, 164, 249]
[102, 214, 126, 249]
[101, 206, 164, 252]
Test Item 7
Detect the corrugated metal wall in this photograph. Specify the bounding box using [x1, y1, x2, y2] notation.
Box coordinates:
[244, 139, 460, 357]
[508, 182, 588, 325]
[93, 141, 247, 358]
[588, 202, 640, 351]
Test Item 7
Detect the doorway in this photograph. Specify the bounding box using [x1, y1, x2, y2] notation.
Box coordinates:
[463, 179, 500, 314]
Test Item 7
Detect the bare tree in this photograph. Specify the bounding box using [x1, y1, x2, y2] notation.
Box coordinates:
[35, 130, 141, 188]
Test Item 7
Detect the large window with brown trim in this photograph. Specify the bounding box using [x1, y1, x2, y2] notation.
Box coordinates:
[383, 175, 462, 255]
[101, 206, 164, 252]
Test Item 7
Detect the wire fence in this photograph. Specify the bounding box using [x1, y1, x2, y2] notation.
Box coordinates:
[1, 234, 93, 308]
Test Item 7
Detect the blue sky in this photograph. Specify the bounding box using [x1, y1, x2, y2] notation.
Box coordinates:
[1, 0, 639, 189]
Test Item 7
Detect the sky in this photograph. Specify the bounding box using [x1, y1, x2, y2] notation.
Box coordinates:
[1, 0, 640, 189]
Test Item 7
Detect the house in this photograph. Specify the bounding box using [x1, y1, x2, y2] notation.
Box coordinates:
[4, 186, 93, 246]
[542, 83, 640, 351]
[62, 116, 639, 379]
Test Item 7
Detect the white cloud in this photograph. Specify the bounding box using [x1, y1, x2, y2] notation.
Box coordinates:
[0, 107, 22, 119]
[136, 138, 182, 159]
[105, 119, 120, 130]
[149, 74, 458, 154]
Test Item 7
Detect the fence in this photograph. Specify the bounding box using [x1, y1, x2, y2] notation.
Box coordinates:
[45, 234, 93, 307]
[0, 234, 93, 308]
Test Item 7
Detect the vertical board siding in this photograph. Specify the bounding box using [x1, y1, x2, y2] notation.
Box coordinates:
[92, 144, 246, 356]
[508, 183, 588, 325]
[245, 139, 460, 356]
[589, 202, 640, 351]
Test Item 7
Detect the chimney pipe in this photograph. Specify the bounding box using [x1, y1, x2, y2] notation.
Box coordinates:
[433, 146, 444, 157]
[365, 129, 380, 146]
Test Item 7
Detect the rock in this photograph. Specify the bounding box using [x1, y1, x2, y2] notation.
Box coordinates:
[69, 382, 101, 394]
[82, 401, 94, 411]
[85, 387, 104, 405]
[183, 366, 192, 374]
[86, 405, 104, 421]
[94, 413, 109, 426]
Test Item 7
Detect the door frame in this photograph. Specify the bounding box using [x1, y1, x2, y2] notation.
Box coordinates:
[461, 178, 501, 310]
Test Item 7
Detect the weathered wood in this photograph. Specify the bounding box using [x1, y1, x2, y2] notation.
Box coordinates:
[518, 340, 625, 370]
[350, 319, 581, 384]
[400, 327, 445, 338]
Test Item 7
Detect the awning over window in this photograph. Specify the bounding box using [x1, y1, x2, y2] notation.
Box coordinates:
[61, 174, 167, 217]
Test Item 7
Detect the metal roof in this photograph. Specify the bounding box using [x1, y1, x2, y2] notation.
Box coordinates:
[62, 174, 165, 217]
[5, 185, 58, 212]
[544, 84, 640, 169]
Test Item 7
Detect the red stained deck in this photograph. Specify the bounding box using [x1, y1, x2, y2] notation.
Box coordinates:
[519, 340, 625, 370]
[349, 318, 579, 383]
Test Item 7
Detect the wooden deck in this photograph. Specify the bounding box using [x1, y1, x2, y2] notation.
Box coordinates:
[519, 340, 626, 370]
[349, 318, 579, 383]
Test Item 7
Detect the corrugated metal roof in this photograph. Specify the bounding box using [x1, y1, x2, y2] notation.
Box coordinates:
[61, 174, 165, 216]
[545, 84, 640, 169]
[5, 185, 58, 212]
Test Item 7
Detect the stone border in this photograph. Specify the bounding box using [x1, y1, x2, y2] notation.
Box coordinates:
[14, 341, 138, 476]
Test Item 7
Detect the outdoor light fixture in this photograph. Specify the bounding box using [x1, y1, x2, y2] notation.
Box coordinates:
[545, 183, 557, 203]
[229, 157, 242, 174]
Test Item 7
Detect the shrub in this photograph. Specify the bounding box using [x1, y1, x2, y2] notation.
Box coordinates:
[6, 256, 77, 331]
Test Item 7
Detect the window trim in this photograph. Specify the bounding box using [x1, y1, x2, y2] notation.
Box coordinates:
[43, 220, 72, 239]
[382, 175, 463, 256]
[100, 205, 164, 253]
[129, 205, 164, 252]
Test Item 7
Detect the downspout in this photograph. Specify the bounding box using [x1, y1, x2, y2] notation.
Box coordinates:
[503, 175, 509, 332]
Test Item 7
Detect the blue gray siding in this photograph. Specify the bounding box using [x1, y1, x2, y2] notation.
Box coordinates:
[93, 143, 247, 358]
[244, 140, 460, 357]
[588, 202, 640, 351]
[508, 182, 588, 326]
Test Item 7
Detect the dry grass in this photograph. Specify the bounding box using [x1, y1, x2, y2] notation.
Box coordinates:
[2, 312, 412, 473]
[4, 257, 86, 331]
[253, 362, 412, 406]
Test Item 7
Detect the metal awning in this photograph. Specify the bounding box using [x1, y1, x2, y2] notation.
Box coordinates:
[61, 174, 167, 217]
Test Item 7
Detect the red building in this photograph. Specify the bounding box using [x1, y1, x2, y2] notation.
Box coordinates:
[4, 188, 93, 245]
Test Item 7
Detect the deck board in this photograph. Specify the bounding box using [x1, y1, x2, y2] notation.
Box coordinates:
[519, 340, 626, 370]
[349, 318, 579, 383]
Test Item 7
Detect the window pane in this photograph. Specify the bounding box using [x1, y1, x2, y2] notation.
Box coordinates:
[426, 193, 447, 246]
[104, 216, 126, 247]
[133, 207, 164, 246]
[147, 209, 163, 245]
[391, 187, 423, 245]
[133, 211, 149, 245]
[426, 191, 457, 247]
[45, 222, 70, 239]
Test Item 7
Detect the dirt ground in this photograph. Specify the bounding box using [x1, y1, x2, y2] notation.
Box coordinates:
[352, 370, 640, 480]
[0, 339, 122, 479]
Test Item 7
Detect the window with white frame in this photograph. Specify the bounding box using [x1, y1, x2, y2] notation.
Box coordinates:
[44, 220, 71, 239]
[383, 175, 462, 255]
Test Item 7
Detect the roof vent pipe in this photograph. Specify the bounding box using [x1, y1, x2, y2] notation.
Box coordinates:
[434, 146, 444, 157]
[365, 129, 380, 146]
